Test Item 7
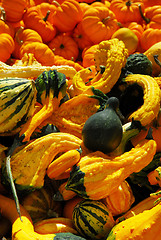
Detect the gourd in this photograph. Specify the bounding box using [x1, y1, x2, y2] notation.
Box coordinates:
[82, 97, 123, 153]
[65, 137, 157, 200]
[34, 217, 78, 235]
[21, 186, 62, 223]
[106, 202, 161, 240]
[124, 74, 161, 126]
[0, 194, 86, 240]
[124, 53, 153, 75]
[72, 38, 128, 96]
[102, 180, 135, 216]
[0, 77, 37, 136]
[72, 199, 115, 240]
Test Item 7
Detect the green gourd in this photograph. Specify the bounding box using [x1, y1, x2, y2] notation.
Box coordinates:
[82, 97, 123, 153]
[124, 53, 152, 75]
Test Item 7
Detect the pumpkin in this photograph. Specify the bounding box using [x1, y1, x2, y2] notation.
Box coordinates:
[109, 0, 145, 24]
[111, 27, 138, 55]
[65, 138, 157, 200]
[82, 44, 98, 68]
[0, 33, 15, 62]
[52, 0, 83, 33]
[72, 22, 93, 51]
[140, 28, 161, 52]
[1, 0, 28, 22]
[140, 5, 161, 29]
[21, 186, 62, 223]
[53, 55, 84, 72]
[72, 199, 115, 240]
[81, 6, 119, 44]
[20, 42, 55, 66]
[0, 7, 15, 37]
[143, 0, 161, 8]
[23, 3, 57, 43]
[13, 26, 43, 59]
[102, 180, 135, 216]
[48, 33, 79, 62]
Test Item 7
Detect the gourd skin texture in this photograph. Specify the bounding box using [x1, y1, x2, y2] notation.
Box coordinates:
[106, 202, 161, 240]
[66, 138, 157, 200]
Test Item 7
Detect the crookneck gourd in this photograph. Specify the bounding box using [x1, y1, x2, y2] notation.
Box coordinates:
[124, 74, 161, 126]
[65, 137, 157, 200]
[72, 38, 128, 96]
[106, 202, 161, 240]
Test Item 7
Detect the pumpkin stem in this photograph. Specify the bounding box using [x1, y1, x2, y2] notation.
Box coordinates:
[51, 0, 60, 7]
[102, 16, 111, 24]
[154, 54, 161, 68]
[138, 4, 150, 24]
[126, 0, 132, 7]
[0, 7, 6, 21]
[43, 10, 50, 22]
[15, 26, 25, 45]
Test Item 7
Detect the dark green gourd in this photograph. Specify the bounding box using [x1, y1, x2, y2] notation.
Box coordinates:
[124, 53, 152, 75]
[82, 97, 123, 153]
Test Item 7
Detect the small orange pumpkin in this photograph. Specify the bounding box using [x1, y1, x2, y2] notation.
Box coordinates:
[52, 0, 83, 33]
[82, 44, 98, 68]
[143, 5, 161, 29]
[109, 0, 145, 24]
[23, 3, 57, 43]
[48, 33, 79, 61]
[0, 33, 15, 62]
[0, 7, 15, 37]
[81, 6, 119, 44]
[140, 28, 161, 52]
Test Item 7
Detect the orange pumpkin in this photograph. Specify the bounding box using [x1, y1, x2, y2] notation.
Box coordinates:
[143, 0, 161, 8]
[20, 41, 55, 66]
[79, 2, 91, 15]
[81, 6, 119, 44]
[53, 55, 84, 71]
[13, 26, 43, 59]
[1, 0, 28, 22]
[48, 33, 79, 61]
[109, 0, 145, 24]
[52, 0, 83, 33]
[82, 44, 98, 68]
[140, 28, 161, 52]
[0, 33, 15, 62]
[23, 3, 57, 43]
[72, 22, 93, 50]
[143, 5, 161, 29]
[0, 7, 15, 37]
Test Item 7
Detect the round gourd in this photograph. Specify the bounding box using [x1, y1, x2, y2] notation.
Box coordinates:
[82, 97, 123, 153]
[124, 53, 153, 75]
[72, 199, 115, 240]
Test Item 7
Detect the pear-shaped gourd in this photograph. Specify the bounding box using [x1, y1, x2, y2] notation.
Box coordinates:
[82, 97, 123, 153]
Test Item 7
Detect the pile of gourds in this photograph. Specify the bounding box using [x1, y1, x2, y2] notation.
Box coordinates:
[1, 0, 161, 239]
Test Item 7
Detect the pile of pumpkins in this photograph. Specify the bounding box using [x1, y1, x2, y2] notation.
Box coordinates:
[1, 0, 161, 240]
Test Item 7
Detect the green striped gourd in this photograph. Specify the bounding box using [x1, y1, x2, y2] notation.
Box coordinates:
[72, 200, 115, 240]
[0, 78, 37, 136]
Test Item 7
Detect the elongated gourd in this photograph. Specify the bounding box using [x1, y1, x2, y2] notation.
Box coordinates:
[72, 38, 128, 96]
[65, 138, 157, 200]
[106, 202, 161, 240]
[124, 74, 161, 126]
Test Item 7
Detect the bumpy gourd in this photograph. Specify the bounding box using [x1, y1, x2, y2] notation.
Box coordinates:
[82, 97, 123, 153]
[72, 38, 128, 96]
[65, 138, 157, 200]
[124, 74, 161, 126]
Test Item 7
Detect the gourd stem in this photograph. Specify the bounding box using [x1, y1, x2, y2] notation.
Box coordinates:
[6, 155, 22, 222]
[154, 54, 161, 68]
[0, 7, 6, 21]
[102, 16, 111, 24]
[43, 10, 50, 22]
[138, 4, 150, 24]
